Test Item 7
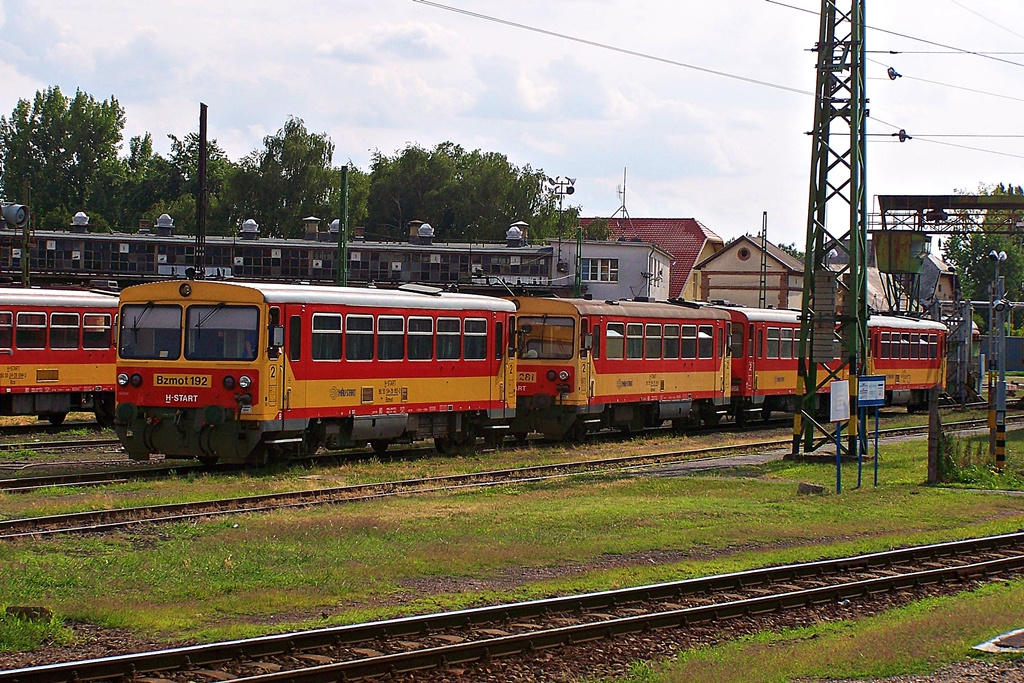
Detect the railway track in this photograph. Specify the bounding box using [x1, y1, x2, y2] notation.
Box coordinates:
[4, 532, 1023, 683]
[1, 415, 1014, 538]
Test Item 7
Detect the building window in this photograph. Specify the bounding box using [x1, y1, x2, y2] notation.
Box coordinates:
[580, 258, 619, 282]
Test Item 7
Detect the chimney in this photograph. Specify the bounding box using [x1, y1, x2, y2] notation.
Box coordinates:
[70, 211, 90, 234]
[302, 216, 321, 241]
[240, 218, 259, 241]
[155, 213, 174, 237]
[506, 221, 528, 248]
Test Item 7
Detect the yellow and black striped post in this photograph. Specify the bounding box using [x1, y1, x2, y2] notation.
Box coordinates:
[996, 413, 1006, 473]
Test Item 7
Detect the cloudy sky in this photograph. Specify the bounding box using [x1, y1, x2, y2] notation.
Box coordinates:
[1, 0, 1022, 246]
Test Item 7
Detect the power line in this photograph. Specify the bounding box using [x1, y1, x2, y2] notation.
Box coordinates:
[871, 117, 1024, 159]
[949, 0, 1024, 43]
[409, 0, 813, 96]
[867, 57, 1024, 103]
[765, 0, 1024, 69]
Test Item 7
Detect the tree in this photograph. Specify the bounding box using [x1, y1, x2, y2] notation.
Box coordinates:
[778, 242, 805, 261]
[0, 86, 125, 227]
[227, 117, 335, 238]
[365, 142, 562, 243]
[943, 184, 1024, 332]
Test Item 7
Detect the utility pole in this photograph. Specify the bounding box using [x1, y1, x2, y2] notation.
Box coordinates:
[194, 103, 208, 280]
[336, 164, 350, 286]
[758, 211, 768, 309]
[792, 0, 868, 460]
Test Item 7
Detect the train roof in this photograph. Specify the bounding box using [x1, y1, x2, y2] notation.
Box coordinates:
[714, 306, 802, 324]
[513, 297, 730, 321]
[0, 287, 119, 308]
[120, 280, 517, 313]
[867, 315, 947, 332]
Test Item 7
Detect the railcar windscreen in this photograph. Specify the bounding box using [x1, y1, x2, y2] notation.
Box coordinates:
[185, 305, 260, 361]
[518, 316, 575, 360]
[120, 304, 183, 360]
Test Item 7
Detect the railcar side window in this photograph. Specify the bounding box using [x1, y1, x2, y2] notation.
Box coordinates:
[731, 326, 744, 358]
[748, 323, 754, 357]
[185, 305, 260, 361]
[312, 313, 343, 361]
[345, 315, 374, 361]
[50, 312, 80, 349]
[644, 323, 662, 359]
[592, 324, 601, 359]
[781, 328, 794, 359]
[681, 325, 697, 359]
[83, 313, 112, 349]
[464, 318, 487, 360]
[663, 324, 679, 359]
[518, 316, 574, 360]
[605, 323, 625, 359]
[289, 316, 302, 361]
[437, 317, 461, 360]
[766, 327, 780, 359]
[698, 325, 714, 359]
[880, 332, 890, 359]
[0, 312, 11, 349]
[626, 323, 643, 359]
[901, 333, 911, 359]
[408, 317, 433, 360]
[15, 312, 45, 349]
[377, 316, 405, 361]
[910, 333, 919, 360]
[929, 334, 938, 359]
[120, 305, 182, 360]
[495, 321, 504, 360]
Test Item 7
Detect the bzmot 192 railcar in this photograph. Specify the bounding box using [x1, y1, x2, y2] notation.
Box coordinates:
[509, 297, 732, 440]
[0, 288, 118, 425]
[113, 281, 517, 465]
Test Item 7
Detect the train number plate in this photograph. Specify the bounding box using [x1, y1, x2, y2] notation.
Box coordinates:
[154, 374, 211, 387]
[517, 372, 536, 383]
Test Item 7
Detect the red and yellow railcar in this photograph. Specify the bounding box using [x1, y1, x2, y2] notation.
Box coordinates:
[114, 281, 517, 464]
[866, 315, 946, 409]
[509, 297, 731, 439]
[0, 288, 118, 425]
[722, 307, 808, 424]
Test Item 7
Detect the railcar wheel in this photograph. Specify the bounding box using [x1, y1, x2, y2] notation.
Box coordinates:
[198, 456, 219, 467]
[371, 439, 390, 457]
[513, 432, 529, 447]
[735, 408, 748, 429]
[434, 436, 455, 454]
[483, 432, 505, 450]
[569, 420, 589, 443]
[762, 406, 772, 423]
[47, 412, 67, 426]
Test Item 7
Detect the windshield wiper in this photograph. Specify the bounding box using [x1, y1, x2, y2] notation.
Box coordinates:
[130, 302, 155, 339]
[192, 303, 226, 336]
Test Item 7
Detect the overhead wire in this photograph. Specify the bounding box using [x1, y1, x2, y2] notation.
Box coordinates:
[408, 0, 813, 96]
[866, 57, 1024, 103]
[764, 0, 1024, 69]
[948, 0, 1024, 43]
[871, 117, 1024, 160]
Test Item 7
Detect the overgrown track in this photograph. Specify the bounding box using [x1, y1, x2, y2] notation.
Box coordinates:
[0, 416, 1013, 539]
[4, 532, 1024, 683]
[0, 438, 122, 455]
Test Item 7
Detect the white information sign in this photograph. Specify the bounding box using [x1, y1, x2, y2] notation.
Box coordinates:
[830, 380, 850, 422]
[858, 375, 886, 408]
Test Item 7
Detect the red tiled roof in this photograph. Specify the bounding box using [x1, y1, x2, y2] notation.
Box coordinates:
[580, 217, 723, 298]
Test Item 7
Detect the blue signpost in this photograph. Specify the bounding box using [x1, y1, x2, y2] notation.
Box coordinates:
[858, 375, 886, 487]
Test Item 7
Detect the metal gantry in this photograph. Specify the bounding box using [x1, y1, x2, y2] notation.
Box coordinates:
[793, 0, 868, 457]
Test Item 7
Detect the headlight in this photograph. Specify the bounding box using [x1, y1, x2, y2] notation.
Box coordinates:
[558, 370, 570, 381]
[117, 373, 129, 386]
[238, 375, 252, 389]
[129, 373, 143, 387]
[223, 375, 236, 390]
[546, 370, 557, 381]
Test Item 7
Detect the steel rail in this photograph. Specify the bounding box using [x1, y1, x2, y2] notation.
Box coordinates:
[3, 532, 1023, 683]
[2, 417, 1019, 539]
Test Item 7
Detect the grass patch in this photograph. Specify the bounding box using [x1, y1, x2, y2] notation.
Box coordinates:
[0, 608, 73, 652]
[604, 578, 1024, 683]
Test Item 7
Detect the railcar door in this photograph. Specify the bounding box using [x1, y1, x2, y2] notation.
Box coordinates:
[282, 309, 306, 425]
[578, 316, 592, 406]
[265, 306, 286, 424]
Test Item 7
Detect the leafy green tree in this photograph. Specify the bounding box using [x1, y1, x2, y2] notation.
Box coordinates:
[227, 117, 335, 238]
[0, 86, 125, 226]
[366, 142, 562, 243]
[943, 183, 1024, 332]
